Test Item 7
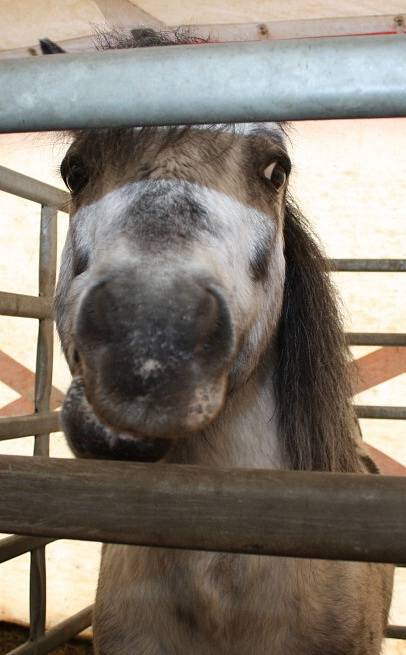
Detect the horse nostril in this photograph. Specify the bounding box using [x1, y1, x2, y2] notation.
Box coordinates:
[193, 288, 220, 352]
[194, 285, 233, 363]
[76, 277, 115, 347]
[76, 273, 234, 384]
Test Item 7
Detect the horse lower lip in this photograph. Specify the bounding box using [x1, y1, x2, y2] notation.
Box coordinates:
[76, 358, 229, 439]
[62, 377, 173, 461]
[87, 394, 175, 440]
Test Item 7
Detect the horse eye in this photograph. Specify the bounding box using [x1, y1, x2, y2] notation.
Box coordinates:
[263, 161, 287, 190]
[61, 157, 88, 194]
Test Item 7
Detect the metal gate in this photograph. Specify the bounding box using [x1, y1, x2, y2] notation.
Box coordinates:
[0, 33, 405, 653]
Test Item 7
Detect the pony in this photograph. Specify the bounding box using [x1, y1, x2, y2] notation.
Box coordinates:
[49, 29, 394, 655]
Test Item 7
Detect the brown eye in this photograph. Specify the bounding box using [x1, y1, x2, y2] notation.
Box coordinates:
[263, 161, 287, 190]
[61, 155, 88, 194]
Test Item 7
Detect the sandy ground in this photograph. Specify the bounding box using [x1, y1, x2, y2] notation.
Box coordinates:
[0, 120, 405, 652]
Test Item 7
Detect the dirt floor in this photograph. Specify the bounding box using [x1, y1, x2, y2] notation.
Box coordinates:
[0, 622, 92, 654]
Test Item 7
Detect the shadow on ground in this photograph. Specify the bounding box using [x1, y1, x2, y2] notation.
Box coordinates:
[0, 622, 93, 653]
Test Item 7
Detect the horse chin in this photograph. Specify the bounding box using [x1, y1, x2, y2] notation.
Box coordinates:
[61, 377, 173, 462]
[61, 373, 228, 461]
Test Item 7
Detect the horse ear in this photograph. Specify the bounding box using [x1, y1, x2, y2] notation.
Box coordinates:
[39, 38, 66, 55]
[273, 198, 360, 472]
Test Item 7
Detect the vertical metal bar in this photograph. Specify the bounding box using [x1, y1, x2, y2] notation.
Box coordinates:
[29, 204, 57, 643]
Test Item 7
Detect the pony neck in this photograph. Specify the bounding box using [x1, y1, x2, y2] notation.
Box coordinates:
[165, 371, 286, 469]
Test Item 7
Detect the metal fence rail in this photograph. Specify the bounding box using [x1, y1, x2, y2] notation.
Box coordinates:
[0, 165, 69, 211]
[346, 333, 406, 347]
[0, 35, 406, 132]
[0, 536, 54, 564]
[29, 203, 57, 643]
[330, 258, 406, 272]
[0, 291, 53, 319]
[0, 170, 60, 652]
[386, 625, 406, 640]
[356, 406, 406, 420]
[0, 410, 60, 441]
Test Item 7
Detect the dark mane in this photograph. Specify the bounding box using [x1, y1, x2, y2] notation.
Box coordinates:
[275, 199, 360, 472]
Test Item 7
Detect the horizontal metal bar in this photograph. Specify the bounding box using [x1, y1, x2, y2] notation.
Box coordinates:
[0, 535, 54, 563]
[7, 605, 93, 655]
[386, 625, 406, 640]
[329, 259, 406, 272]
[0, 165, 69, 211]
[0, 412, 60, 440]
[0, 35, 406, 132]
[346, 332, 406, 346]
[355, 405, 406, 420]
[0, 291, 53, 319]
[0, 455, 405, 563]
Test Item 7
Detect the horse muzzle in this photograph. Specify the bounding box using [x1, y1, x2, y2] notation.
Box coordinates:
[63, 268, 235, 455]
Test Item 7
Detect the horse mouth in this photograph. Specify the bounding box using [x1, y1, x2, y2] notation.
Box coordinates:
[61, 376, 173, 462]
[61, 367, 229, 461]
[63, 275, 235, 461]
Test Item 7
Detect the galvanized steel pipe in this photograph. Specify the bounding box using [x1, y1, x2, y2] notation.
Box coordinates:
[0, 35, 406, 132]
[0, 165, 69, 211]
